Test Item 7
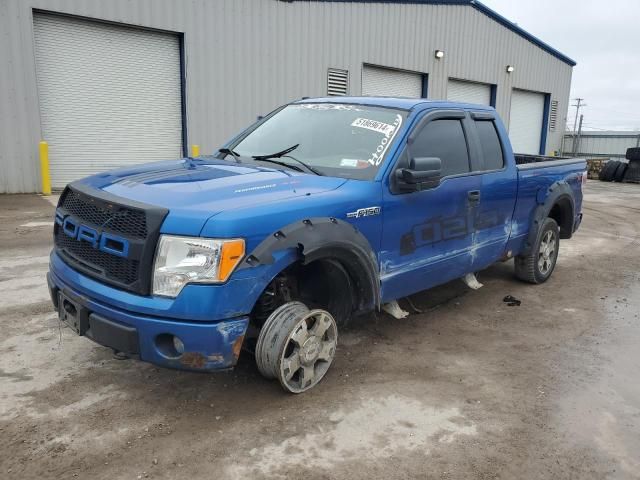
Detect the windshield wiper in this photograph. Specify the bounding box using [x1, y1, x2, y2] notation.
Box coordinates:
[252, 144, 322, 175]
[253, 158, 305, 173]
[218, 148, 241, 163]
[252, 144, 300, 160]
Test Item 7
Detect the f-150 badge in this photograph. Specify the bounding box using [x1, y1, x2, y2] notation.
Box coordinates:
[347, 206, 381, 218]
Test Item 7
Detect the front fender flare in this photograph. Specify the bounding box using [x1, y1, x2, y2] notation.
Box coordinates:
[238, 217, 380, 312]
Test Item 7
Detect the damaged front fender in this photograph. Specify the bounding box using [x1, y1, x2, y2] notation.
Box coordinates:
[238, 217, 380, 313]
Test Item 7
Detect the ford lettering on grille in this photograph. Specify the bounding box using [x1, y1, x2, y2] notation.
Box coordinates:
[55, 209, 130, 258]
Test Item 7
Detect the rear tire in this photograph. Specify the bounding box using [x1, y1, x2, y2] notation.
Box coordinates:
[515, 217, 560, 284]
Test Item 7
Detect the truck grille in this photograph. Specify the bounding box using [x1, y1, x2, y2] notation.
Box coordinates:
[61, 188, 148, 239]
[55, 232, 140, 285]
[54, 184, 168, 295]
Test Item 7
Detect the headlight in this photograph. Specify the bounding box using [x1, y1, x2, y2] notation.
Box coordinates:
[152, 235, 245, 297]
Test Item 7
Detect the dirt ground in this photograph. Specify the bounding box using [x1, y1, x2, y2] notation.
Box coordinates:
[1, 181, 639, 480]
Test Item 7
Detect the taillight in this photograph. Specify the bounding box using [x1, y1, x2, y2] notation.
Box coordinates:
[581, 171, 588, 186]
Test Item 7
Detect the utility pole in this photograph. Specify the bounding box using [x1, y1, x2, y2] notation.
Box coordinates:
[573, 114, 584, 155]
[571, 98, 586, 154]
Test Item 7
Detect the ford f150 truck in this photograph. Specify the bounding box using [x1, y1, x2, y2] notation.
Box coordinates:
[48, 97, 586, 393]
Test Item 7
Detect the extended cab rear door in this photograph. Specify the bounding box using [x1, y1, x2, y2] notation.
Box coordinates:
[379, 109, 481, 302]
[466, 111, 518, 269]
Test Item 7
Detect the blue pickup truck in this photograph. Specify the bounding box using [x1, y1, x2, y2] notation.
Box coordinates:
[48, 97, 586, 393]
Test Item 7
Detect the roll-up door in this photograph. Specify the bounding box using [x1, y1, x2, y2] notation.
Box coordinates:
[447, 79, 492, 105]
[509, 89, 546, 155]
[362, 65, 423, 98]
[33, 13, 183, 188]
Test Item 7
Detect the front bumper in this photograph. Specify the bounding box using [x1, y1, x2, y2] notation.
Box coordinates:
[47, 268, 249, 372]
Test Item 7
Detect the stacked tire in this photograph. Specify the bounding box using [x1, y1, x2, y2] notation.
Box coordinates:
[624, 148, 640, 183]
[627, 147, 640, 161]
[598, 159, 625, 182]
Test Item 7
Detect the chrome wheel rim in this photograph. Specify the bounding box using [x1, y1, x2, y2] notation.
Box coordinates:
[278, 309, 337, 393]
[538, 230, 557, 275]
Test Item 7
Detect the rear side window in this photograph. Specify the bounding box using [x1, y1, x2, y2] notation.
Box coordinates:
[475, 120, 504, 170]
[411, 119, 470, 177]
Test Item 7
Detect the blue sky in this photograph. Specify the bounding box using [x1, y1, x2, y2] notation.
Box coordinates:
[481, 0, 640, 131]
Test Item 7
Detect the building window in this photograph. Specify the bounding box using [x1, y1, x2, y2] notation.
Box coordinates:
[327, 68, 349, 96]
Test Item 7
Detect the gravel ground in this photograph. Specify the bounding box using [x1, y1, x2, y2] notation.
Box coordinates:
[0, 181, 639, 480]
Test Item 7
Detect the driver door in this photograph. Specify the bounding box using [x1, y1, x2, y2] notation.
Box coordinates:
[379, 110, 481, 302]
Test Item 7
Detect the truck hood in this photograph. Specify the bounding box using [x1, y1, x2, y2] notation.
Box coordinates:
[78, 158, 348, 235]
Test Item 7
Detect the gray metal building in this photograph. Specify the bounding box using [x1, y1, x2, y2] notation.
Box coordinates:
[0, 0, 576, 193]
[563, 131, 640, 159]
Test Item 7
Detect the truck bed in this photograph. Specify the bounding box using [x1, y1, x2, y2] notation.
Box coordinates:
[515, 154, 579, 166]
[509, 154, 586, 255]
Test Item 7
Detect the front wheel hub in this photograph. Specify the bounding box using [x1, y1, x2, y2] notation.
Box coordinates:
[301, 335, 322, 364]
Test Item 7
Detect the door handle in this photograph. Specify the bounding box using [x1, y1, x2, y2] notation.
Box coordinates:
[468, 190, 481, 203]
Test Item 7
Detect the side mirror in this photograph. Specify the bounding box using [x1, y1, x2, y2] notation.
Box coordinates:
[395, 157, 441, 191]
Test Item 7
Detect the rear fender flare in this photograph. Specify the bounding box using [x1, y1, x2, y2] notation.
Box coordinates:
[523, 181, 575, 254]
[238, 217, 380, 312]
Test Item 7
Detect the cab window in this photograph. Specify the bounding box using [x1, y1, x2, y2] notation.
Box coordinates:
[410, 119, 470, 177]
[475, 120, 504, 171]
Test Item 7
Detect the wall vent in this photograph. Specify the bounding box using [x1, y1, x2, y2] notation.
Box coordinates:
[549, 100, 559, 131]
[327, 68, 349, 96]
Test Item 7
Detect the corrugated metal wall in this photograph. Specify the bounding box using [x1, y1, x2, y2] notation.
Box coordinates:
[563, 132, 640, 159]
[0, 0, 573, 193]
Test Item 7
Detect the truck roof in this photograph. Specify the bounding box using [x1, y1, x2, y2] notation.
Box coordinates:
[295, 96, 496, 112]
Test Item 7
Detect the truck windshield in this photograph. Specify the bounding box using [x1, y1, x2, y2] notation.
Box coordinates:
[232, 103, 408, 180]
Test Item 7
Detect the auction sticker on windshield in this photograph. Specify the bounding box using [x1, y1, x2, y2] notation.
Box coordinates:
[351, 117, 396, 136]
[357, 114, 403, 166]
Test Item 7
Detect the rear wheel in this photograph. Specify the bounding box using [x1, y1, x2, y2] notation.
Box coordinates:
[256, 301, 338, 393]
[515, 217, 560, 284]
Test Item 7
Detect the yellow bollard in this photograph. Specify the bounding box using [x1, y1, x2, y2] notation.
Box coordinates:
[39, 141, 51, 195]
[191, 144, 200, 157]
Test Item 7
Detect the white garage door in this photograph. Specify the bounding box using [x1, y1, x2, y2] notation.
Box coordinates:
[362, 65, 423, 98]
[509, 89, 546, 155]
[447, 79, 492, 105]
[33, 14, 183, 188]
